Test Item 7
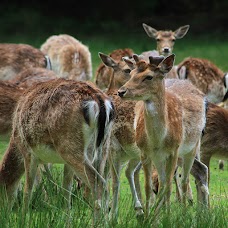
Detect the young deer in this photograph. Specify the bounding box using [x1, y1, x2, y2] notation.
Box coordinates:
[95, 48, 134, 90]
[177, 57, 228, 104]
[118, 54, 208, 215]
[98, 52, 145, 221]
[142, 23, 189, 79]
[1, 78, 115, 223]
[0, 43, 51, 81]
[142, 23, 190, 57]
[40, 34, 92, 81]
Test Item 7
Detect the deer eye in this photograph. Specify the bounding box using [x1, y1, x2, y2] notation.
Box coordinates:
[124, 69, 131, 74]
[156, 39, 160, 42]
[143, 76, 153, 81]
[172, 39, 176, 42]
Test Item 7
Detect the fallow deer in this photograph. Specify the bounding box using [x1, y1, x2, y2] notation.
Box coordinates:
[177, 57, 228, 104]
[118, 54, 208, 216]
[0, 43, 51, 81]
[142, 23, 190, 79]
[40, 34, 92, 81]
[95, 48, 134, 90]
[98, 52, 144, 221]
[2, 78, 115, 223]
[142, 23, 190, 57]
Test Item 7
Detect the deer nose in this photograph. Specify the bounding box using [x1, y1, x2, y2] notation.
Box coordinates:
[118, 89, 126, 97]
[163, 47, 170, 53]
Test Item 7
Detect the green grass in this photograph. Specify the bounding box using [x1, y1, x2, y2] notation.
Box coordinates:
[0, 34, 228, 227]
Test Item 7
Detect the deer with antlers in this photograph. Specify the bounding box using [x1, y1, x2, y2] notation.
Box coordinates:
[40, 34, 92, 81]
[0, 78, 115, 224]
[97, 52, 146, 221]
[118, 54, 208, 215]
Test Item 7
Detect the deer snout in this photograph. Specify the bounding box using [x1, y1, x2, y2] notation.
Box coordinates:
[163, 47, 171, 54]
[118, 88, 126, 98]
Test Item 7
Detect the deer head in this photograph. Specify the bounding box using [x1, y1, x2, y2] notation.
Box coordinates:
[118, 54, 175, 100]
[142, 23, 189, 56]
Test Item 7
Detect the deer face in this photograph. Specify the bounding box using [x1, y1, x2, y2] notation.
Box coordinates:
[98, 52, 133, 89]
[118, 54, 175, 100]
[142, 24, 189, 56]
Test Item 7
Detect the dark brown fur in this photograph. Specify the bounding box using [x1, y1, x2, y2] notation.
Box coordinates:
[0, 43, 48, 81]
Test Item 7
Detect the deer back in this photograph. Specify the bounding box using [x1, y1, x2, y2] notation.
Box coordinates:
[0, 43, 49, 81]
[177, 57, 226, 103]
[40, 34, 92, 81]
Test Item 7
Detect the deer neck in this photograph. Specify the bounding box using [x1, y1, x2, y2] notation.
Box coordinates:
[107, 70, 118, 93]
[144, 83, 167, 143]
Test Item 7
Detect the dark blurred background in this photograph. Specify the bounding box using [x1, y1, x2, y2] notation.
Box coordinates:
[1, 0, 228, 41]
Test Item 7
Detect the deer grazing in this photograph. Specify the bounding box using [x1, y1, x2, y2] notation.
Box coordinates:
[40, 34, 92, 81]
[0, 78, 115, 224]
[118, 54, 208, 216]
[0, 43, 51, 81]
[95, 48, 134, 90]
[98, 52, 147, 221]
[177, 57, 228, 104]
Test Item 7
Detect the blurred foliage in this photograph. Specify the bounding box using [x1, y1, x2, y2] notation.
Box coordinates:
[0, 0, 228, 40]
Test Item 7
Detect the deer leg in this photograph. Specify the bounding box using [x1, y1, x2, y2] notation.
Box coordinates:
[165, 153, 178, 207]
[125, 159, 144, 217]
[181, 152, 196, 206]
[23, 153, 39, 213]
[0, 140, 25, 210]
[142, 158, 153, 217]
[62, 164, 74, 209]
[109, 157, 121, 222]
[191, 158, 209, 207]
[173, 166, 182, 202]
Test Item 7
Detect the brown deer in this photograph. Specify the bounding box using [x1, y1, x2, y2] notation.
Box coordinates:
[142, 23, 190, 57]
[1, 78, 115, 223]
[0, 43, 51, 81]
[151, 102, 228, 205]
[95, 48, 134, 90]
[142, 23, 189, 79]
[98, 52, 145, 221]
[118, 54, 208, 216]
[40, 34, 92, 81]
[177, 57, 228, 104]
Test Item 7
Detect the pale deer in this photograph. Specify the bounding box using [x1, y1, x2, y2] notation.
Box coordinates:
[142, 23, 189, 79]
[40, 34, 92, 81]
[0, 43, 51, 81]
[95, 48, 134, 90]
[118, 54, 208, 216]
[98, 52, 145, 221]
[2, 78, 115, 223]
[177, 57, 228, 104]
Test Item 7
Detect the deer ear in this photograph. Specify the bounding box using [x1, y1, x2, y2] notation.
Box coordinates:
[174, 25, 190, 39]
[142, 23, 157, 38]
[98, 52, 118, 68]
[160, 54, 175, 73]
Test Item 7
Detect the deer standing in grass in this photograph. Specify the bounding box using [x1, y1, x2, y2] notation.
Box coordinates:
[118, 54, 208, 215]
[40, 34, 92, 81]
[1, 78, 115, 223]
[0, 43, 51, 81]
[98, 52, 145, 221]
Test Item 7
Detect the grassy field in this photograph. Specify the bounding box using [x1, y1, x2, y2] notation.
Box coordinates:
[0, 33, 227, 227]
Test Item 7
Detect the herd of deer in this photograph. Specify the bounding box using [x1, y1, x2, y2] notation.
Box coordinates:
[0, 24, 227, 224]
